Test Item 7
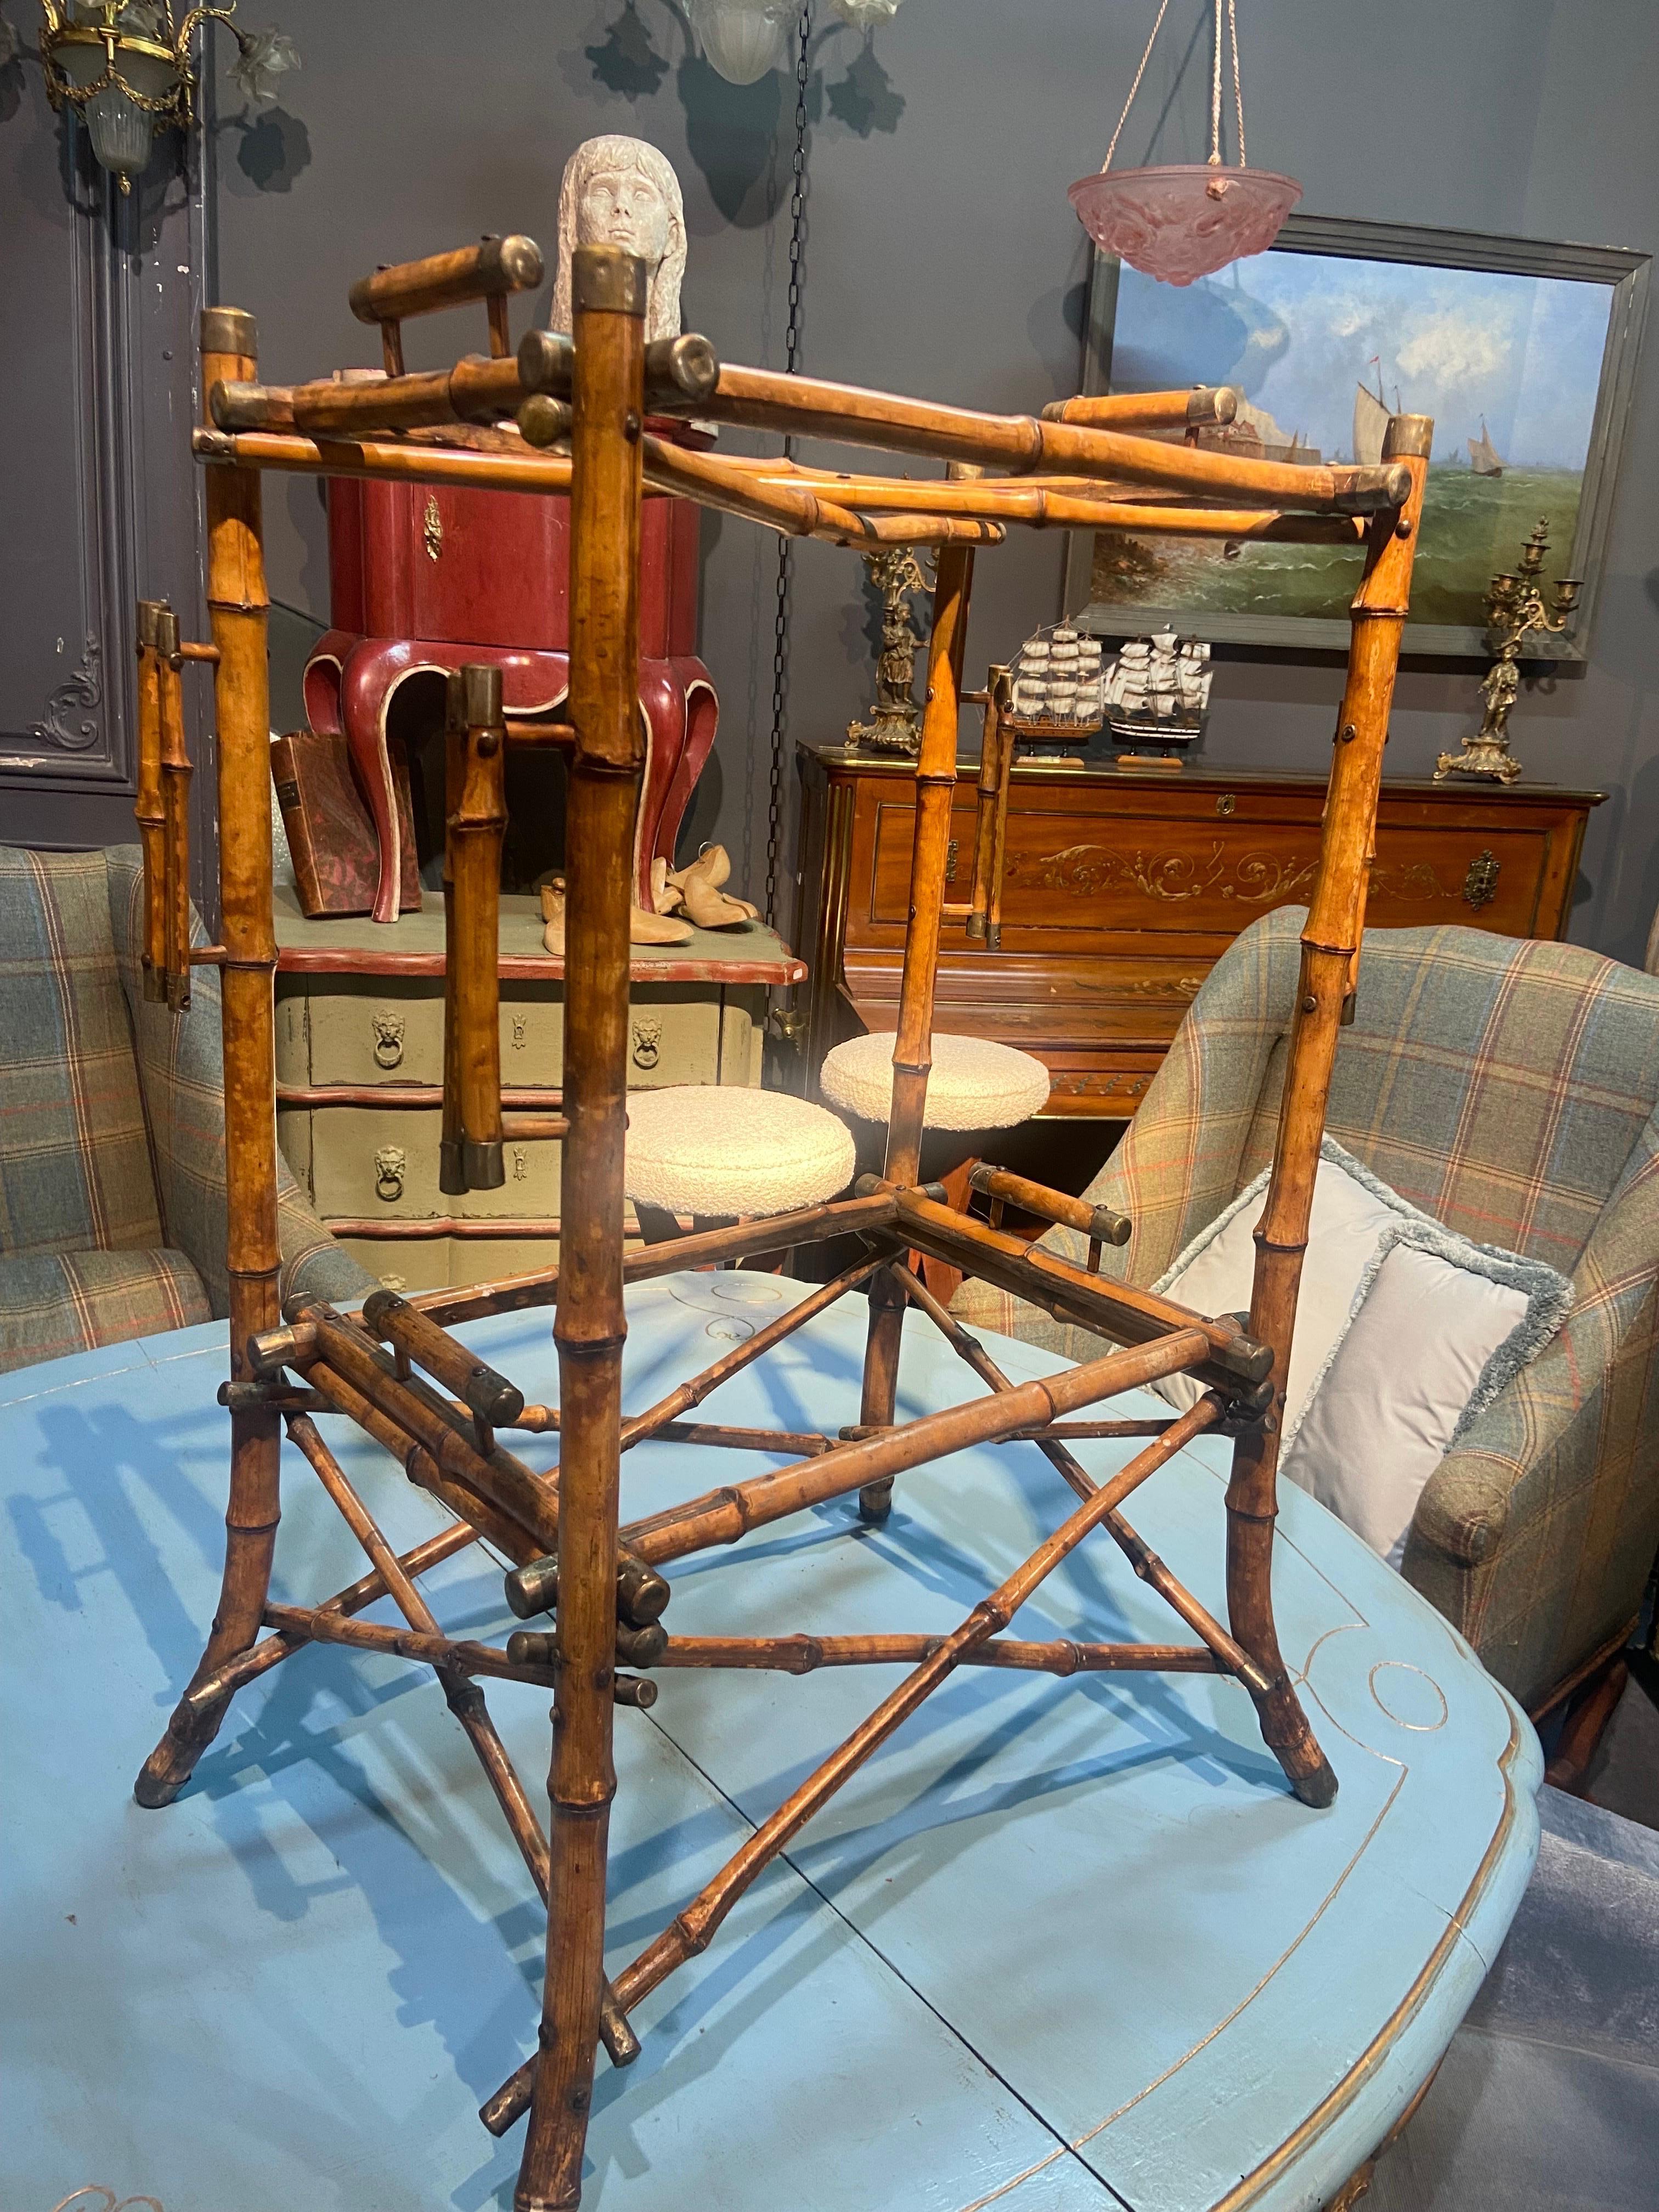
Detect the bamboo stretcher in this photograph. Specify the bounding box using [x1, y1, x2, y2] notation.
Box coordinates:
[131, 232, 1431, 2212]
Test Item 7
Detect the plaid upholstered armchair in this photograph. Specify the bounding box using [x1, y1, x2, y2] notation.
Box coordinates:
[956, 906, 1659, 1720]
[0, 845, 376, 1373]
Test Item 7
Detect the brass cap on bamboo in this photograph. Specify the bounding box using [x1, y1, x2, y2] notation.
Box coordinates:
[136, 599, 165, 648]
[154, 605, 180, 657]
[1383, 413, 1435, 461]
[518, 328, 575, 396]
[571, 242, 647, 317]
[459, 661, 504, 729]
[1189, 385, 1239, 425]
[200, 305, 257, 360]
[646, 331, 720, 406]
[461, 1137, 506, 1190]
[517, 394, 574, 449]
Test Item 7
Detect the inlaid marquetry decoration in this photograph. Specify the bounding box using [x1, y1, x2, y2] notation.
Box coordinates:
[1007, 838, 1496, 911]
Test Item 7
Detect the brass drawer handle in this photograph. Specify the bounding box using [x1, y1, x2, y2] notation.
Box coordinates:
[1464, 850, 1500, 909]
[632, 1016, 662, 1071]
[374, 1144, 407, 1203]
[372, 1011, 405, 1069]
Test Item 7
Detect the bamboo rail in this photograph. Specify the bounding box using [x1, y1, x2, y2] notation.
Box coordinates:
[134, 226, 1426, 2206]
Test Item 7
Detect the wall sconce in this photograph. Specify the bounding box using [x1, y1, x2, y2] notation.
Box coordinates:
[689, 0, 906, 87]
[36, 2, 298, 194]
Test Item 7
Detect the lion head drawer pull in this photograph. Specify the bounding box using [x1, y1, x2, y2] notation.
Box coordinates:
[1463, 850, 1500, 909]
[371, 1011, 405, 1069]
[631, 1016, 662, 1071]
[374, 1145, 407, 1203]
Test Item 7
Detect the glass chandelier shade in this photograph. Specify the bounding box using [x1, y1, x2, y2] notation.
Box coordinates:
[1073, 0, 1300, 286]
[689, 0, 797, 85]
[1068, 163, 1300, 287]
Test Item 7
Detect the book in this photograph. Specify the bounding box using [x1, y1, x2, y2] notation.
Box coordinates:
[269, 729, 422, 918]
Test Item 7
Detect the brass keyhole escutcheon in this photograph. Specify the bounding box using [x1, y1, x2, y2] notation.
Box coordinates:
[1216, 794, 1236, 817]
[1463, 850, 1500, 909]
[945, 838, 960, 883]
[422, 493, 443, 561]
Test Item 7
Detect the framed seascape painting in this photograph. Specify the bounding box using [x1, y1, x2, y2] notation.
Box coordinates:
[1062, 215, 1650, 658]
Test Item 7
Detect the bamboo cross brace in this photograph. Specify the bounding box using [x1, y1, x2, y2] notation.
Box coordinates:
[181, 1519, 481, 1718]
[614, 1329, 1215, 1570]
[650, 1633, 1223, 1677]
[280, 1413, 639, 2070]
[408, 1190, 901, 1330]
[614, 1254, 888, 1452]
[483, 1391, 1224, 2135]
[889, 1262, 1268, 1696]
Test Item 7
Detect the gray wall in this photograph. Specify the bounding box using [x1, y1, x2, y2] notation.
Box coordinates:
[206, 0, 1658, 960]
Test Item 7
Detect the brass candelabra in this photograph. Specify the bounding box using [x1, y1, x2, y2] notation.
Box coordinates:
[1435, 517, 1581, 785]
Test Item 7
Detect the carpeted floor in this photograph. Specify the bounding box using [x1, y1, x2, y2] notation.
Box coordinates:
[1583, 1649, 1659, 1834]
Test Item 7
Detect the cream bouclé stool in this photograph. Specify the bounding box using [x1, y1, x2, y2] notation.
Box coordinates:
[819, 1031, 1052, 1133]
[624, 1087, 858, 1246]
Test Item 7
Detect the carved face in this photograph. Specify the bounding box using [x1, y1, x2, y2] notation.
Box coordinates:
[578, 166, 672, 270]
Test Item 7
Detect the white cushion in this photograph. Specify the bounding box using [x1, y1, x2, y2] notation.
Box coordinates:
[820, 1031, 1050, 1131]
[624, 1087, 856, 1218]
[1149, 1137, 1572, 1566]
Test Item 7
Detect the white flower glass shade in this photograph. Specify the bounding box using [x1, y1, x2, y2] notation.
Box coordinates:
[690, 0, 798, 85]
[827, 0, 905, 25]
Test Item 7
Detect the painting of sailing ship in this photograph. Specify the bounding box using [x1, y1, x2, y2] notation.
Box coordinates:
[1067, 216, 1650, 655]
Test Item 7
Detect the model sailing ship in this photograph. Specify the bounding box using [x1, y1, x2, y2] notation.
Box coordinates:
[1103, 631, 1214, 761]
[1006, 624, 1105, 736]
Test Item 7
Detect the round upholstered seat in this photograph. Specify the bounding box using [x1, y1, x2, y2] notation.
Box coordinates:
[820, 1031, 1050, 1131]
[624, 1086, 856, 1218]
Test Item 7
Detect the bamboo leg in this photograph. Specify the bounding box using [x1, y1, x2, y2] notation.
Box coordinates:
[966, 667, 1011, 946]
[516, 243, 646, 2212]
[156, 604, 194, 1011]
[453, 664, 507, 1191]
[134, 599, 167, 1002]
[860, 541, 976, 1522]
[1226, 416, 1432, 1812]
[137, 307, 281, 1809]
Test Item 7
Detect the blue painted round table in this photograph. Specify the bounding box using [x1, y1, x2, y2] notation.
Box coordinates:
[2, 1274, 1541, 2211]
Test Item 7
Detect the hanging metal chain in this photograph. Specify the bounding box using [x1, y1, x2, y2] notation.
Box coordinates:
[764, 3, 811, 931]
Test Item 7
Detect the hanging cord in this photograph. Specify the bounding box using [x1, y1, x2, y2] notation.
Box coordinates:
[1102, 0, 1171, 172]
[1102, 0, 1247, 174]
[1209, 0, 1223, 163]
[764, 3, 811, 932]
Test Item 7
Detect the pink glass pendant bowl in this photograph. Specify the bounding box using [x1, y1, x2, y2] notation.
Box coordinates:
[1069, 164, 1301, 286]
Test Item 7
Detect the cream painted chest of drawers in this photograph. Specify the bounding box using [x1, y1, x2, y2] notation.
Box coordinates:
[274, 884, 805, 1294]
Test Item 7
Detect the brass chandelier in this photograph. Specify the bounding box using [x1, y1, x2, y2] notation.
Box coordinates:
[35, 1, 297, 193]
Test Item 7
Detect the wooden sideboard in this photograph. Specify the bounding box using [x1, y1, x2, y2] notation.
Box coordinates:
[793, 743, 1602, 1118]
[274, 883, 804, 1293]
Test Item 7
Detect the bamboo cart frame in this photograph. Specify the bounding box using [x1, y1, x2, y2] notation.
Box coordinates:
[130, 233, 1431, 2212]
